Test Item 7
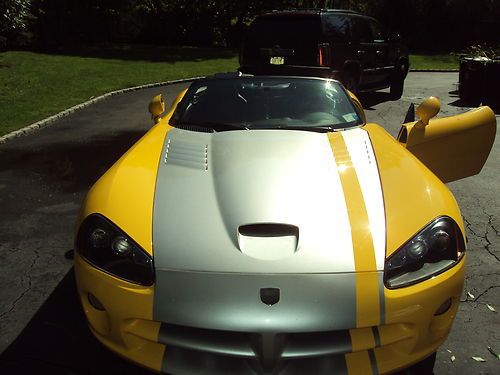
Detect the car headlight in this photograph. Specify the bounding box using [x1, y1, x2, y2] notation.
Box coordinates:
[384, 216, 465, 289]
[76, 214, 154, 286]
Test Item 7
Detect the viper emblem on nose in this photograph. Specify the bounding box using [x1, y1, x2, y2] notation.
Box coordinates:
[260, 288, 280, 306]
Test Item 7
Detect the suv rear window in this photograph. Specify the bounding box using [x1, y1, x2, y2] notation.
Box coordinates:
[248, 16, 321, 45]
[350, 16, 372, 42]
[322, 14, 351, 41]
[243, 16, 321, 66]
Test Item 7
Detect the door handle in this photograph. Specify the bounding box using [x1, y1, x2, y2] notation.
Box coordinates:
[357, 50, 366, 55]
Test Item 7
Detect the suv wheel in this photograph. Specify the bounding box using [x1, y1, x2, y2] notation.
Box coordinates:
[390, 63, 407, 100]
[342, 69, 360, 94]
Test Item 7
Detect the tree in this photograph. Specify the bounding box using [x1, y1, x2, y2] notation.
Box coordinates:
[0, 0, 32, 34]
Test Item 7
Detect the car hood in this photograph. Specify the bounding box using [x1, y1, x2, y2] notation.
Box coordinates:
[153, 127, 387, 273]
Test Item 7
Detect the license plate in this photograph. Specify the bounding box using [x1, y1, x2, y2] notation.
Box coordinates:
[270, 56, 284, 65]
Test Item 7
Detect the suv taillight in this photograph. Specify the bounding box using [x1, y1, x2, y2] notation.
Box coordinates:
[317, 43, 331, 66]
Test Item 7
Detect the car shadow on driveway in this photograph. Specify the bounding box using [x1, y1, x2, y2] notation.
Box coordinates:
[0, 269, 155, 375]
[0, 129, 147, 196]
[358, 92, 394, 111]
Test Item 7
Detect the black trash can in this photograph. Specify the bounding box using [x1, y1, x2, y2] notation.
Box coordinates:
[459, 57, 500, 108]
[483, 60, 500, 108]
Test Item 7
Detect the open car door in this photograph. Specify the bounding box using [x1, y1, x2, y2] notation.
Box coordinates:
[397, 97, 496, 183]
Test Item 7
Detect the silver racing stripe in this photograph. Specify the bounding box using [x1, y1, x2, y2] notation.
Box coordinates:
[156, 270, 355, 374]
[341, 128, 387, 325]
[341, 128, 386, 271]
[378, 272, 386, 325]
[152, 129, 356, 274]
[154, 270, 357, 332]
[151, 128, 377, 373]
[368, 349, 379, 375]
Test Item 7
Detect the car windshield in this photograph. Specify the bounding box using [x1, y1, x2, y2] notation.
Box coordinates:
[170, 77, 363, 131]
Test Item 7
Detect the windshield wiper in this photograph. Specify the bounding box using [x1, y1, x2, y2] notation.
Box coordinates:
[177, 121, 249, 132]
[273, 125, 337, 133]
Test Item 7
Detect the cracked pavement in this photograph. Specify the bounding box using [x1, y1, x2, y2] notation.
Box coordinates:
[0, 73, 498, 374]
[0, 83, 190, 357]
[362, 73, 499, 374]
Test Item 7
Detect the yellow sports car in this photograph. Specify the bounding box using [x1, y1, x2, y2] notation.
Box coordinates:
[74, 74, 496, 374]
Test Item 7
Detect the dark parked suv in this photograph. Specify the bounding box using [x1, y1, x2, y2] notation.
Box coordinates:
[239, 9, 409, 98]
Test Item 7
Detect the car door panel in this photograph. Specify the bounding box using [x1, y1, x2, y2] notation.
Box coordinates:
[369, 19, 392, 84]
[350, 16, 378, 86]
[398, 106, 497, 183]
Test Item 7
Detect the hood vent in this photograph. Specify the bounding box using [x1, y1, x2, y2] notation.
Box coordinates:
[175, 124, 215, 133]
[164, 139, 208, 171]
[238, 223, 299, 261]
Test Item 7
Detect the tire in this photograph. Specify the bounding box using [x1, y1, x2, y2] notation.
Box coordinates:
[399, 352, 436, 375]
[341, 69, 360, 94]
[390, 77, 404, 100]
[390, 63, 407, 100]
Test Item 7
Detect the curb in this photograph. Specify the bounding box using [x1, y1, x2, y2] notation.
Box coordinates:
[0, 77, 203, 145]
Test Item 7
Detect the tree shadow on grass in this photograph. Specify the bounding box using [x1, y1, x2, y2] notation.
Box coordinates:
[0, 269, 154, 375]
[37, 44, 238, 63]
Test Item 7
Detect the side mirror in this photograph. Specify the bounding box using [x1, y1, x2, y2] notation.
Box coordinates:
[148, 94, 165, 123]
[415, 96, 441, 126]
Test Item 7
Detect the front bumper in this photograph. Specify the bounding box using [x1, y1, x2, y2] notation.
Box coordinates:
[75, 253, 465, 374]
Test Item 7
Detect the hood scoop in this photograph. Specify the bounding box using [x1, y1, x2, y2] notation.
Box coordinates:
[238, 223, 299, 261]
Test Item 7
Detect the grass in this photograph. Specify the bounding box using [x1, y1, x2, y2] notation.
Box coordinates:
[0, 46, 458, 136]
[410, 53, 459, 70]
[0, 46, 239, 136]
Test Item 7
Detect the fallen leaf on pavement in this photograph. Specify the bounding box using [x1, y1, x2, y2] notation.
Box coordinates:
[467, 291, 475, 299]
[471, 356, 486, 362]
[451, 355, 456, 362]
[487, 347, 500, 360]
[486, 304, 496, 312]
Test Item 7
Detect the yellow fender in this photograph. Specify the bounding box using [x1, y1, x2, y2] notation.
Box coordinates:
[347, 90, 367, 124]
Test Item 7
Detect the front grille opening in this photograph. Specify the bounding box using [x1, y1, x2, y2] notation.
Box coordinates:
[157, 323, 412, 374]
[158, 323, 354, 362]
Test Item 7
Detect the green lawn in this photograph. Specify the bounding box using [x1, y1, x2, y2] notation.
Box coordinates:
[0, 47, 458, 136]
[0, 46, 239, 136]
[410, 53, 459, 70]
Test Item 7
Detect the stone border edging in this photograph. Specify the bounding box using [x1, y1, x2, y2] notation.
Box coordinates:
[0, 76, 203, 144]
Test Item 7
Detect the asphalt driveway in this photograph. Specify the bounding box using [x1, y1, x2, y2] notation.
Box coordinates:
[0, 73, 498, 374]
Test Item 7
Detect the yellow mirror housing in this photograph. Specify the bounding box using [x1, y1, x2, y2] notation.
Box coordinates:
[415, 96, 441, 126]
[148, 94, 165, 123]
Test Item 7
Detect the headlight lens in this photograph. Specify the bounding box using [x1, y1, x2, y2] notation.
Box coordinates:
[76, 215, 154, 286]
[384, 216, 465, 289]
